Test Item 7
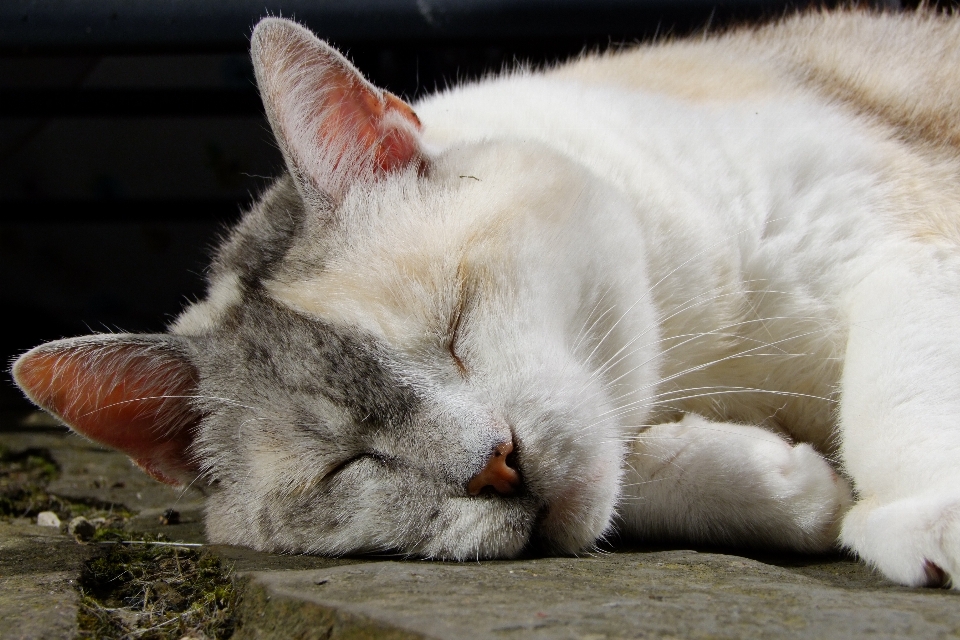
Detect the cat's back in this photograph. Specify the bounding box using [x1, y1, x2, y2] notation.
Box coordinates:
[550, 9, 960, 246]
[553, 10, 960, 148]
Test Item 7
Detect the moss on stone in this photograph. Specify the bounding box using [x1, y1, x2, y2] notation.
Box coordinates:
[2, 442, 237, 637]
[0, 444, 133, 522]
[77, 541, 240, 639]
[0, 445, 61, 517]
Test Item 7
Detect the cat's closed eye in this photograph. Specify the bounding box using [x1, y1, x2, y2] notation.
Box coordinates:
[324, 454, 369, 481]
[448, 297, 468, 377]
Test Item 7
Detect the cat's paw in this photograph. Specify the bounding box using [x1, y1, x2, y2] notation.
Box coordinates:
[639, 416, 853, 552]
[741, 438, 853, 552]
[841, 493, 960, 588]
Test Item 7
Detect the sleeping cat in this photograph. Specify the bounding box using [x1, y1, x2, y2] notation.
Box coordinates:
[12, 9, 960, 589]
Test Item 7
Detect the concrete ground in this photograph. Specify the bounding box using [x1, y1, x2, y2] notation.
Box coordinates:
[3, 411, 959, 640]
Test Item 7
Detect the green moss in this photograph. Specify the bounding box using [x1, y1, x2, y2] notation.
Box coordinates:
[1, 445, 237, 637]
[77, 541, 240, 639]
[0, 446, 60, 517]
[0, 445, 133, 522]
[90, 526, 135, 543]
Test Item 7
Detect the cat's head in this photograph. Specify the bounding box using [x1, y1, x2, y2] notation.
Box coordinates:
[11, 18, 658, 558]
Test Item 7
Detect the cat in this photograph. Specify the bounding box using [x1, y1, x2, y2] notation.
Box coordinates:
[11, 9, 960, 589]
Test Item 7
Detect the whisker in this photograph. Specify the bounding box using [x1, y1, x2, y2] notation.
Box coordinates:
[589, 302, 825, 387]
[580, 385, 836, 432]
[572, 325, 822, 418]
[581, 224, 765, 366]
[628, 328, 830, 400]
[573, 311, 835, 419]
[572, 287, 614, 353]
[75, 394, 258, 419]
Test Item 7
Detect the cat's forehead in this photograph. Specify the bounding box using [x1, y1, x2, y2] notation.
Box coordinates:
[266, 180, 473, 343]
[265, 142, 593, 340]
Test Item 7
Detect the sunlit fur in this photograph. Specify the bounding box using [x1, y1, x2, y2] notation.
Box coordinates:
[12, 10, 960, 588]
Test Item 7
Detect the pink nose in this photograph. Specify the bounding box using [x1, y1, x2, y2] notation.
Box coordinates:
[467, 441, 521, 496]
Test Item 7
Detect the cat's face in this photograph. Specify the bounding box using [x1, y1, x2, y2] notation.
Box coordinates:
[12, 18, 659, 558]
[190, 141, 647, 557]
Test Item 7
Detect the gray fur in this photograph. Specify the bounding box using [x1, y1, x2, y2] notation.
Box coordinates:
[212, 175, 311, 288]
[203, 290, 418, 426]
[183, 266, 539, 557]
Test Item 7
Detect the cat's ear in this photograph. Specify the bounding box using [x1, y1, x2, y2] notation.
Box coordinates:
[251, 17, 424, 204]
[11, 335, 202, 486]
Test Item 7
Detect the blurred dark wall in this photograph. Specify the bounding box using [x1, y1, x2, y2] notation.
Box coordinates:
[1, 0, 907, 410]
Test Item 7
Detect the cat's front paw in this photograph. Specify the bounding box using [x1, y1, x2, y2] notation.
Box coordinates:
[629, 416, 853, 552]
[745, 438, 853, 552]
[841, 493, 960, 588]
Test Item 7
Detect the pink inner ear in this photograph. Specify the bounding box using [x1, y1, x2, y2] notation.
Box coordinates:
[14, 343, 200, 485]
[253, 18, 424, 198]
[349, 87, 423, 173]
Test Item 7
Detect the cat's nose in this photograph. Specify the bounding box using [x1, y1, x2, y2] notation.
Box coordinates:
[467, 441, 521, 496]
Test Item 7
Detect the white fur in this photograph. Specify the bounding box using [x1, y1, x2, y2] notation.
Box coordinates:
[199, 15, 960, 585]
[621, 414, 852, 552]
[361, 43, 959, 581]
[170, 272, 242, 335]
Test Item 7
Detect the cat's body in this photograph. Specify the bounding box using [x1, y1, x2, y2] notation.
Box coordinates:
[12, 10, 960, 588]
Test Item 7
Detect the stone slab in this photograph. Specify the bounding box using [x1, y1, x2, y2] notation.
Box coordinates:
[237, 552, 960, 640]
[2, 426, 206, 515]
[0, 519, 91, 640]
[1, 415, 207, 640]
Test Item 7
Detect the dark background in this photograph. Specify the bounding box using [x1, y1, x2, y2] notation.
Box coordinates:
[0, 0, 934, 411]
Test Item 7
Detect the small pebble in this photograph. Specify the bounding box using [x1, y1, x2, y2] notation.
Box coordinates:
[68, 516, 97, 542]
[36, 511, 61, 528]
[160, 508, 181, 525]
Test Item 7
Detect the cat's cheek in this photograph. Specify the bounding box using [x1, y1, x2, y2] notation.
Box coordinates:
[417, 498, 538, 560]
[535, 456, 622, 553]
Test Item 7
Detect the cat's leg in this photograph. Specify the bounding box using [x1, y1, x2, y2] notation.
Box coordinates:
[619, 413, 852, 552]
[839, 264, 960, 588]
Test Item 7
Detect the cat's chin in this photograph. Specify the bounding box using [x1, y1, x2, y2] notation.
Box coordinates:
[414, 497, 615, 561]
[511, 415, 627, 557]
[532, 472, 621, 556]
